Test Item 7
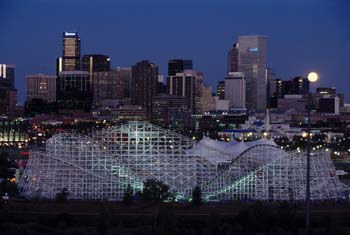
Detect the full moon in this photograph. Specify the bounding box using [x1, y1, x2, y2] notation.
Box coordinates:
[307, 72, 318, 83]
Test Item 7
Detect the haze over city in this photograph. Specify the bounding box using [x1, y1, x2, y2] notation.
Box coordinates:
[1, 0, 349, 104]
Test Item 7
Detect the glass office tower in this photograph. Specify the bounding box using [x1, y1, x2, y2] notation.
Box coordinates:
[238, 35, 267, 111]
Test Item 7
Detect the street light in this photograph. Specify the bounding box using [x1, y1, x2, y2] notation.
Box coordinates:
[306, 72, 318, 233]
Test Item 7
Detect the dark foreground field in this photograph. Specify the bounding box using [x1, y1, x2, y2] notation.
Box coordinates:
[1, 200, 350, 235]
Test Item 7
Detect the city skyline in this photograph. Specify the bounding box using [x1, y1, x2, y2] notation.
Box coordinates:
[1, 0, 349, 104]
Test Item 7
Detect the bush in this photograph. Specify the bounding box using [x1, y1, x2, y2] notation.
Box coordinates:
[191, 185, 203, 206]
[140, 179, 174, 203]
[122, 184, 134, 206]
[55, 188, 69, 203]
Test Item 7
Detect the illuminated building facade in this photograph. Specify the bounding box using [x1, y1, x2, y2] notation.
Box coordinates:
[62, 32, 81, 71]
[216, 81, 225, 100]
[0, 119, 28, 148]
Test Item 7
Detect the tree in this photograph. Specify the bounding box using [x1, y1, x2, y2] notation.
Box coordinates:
[191, 185, 203, 206]
[141, 179, 174, 203]
[122, 184, 134, 206]
[2, 181, 17, 197]
[55, 188, 69, 203]
[0, 152, 12, 180]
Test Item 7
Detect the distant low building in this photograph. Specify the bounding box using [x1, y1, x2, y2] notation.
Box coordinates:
[319, 96, 340, 114]
[116, 105, 147, 121]
[0, 118, 28, 148]
[214, 97, 229, 111]
[151, 94, 188, 127]
[26, 74, 57, 103]
[278, 94, 308, 113]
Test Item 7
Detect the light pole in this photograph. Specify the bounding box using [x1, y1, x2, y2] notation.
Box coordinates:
[306, 72, 318, 233]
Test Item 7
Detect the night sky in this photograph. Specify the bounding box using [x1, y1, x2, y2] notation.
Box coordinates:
[1, 0, 349, 104]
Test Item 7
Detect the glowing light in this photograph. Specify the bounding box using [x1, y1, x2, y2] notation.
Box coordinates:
[301, 132, 308, 138]
[307, 72, 318, 83]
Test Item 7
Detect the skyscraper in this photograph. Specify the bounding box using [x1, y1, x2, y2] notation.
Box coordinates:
[116, 67, 132, 99]
[224, 72, 246, 109]
[168, 59, 193, 76]
[93, 70, 124, 107]
[198, 85, 215, 113]
[26, 74, 57, 103]
[62, 32, 81, 71]
[278, 77, 309, 96]
[131, 60, 159, 115]
[238, 35, 267, 111]
[216, 81, 225, 100]
[0, 64, 17, 116]
[82, 54, 110, 72]
[268, 77, 309, 109]
[57, 71, 92, 111]
[82, 54, 111, 92]
[269, 79, 283, 108]
[227, 43, 239, 73]
[0, 64, 15, 88]
[167, 70, 203, 114]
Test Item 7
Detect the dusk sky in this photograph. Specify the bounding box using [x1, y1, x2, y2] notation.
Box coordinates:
[1, 0, 349, 104]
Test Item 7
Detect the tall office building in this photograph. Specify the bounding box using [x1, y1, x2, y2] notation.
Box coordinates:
[216, 81, 225, 100]
[26, 74, 57, 103]
[198, 85, 215, 113]
[269, 77, 309, 108]
[157, 75, 167, 94]
[82, 54, 111, 91]
[227, 43, 239, 73]
[116, 67, 132, 99]
[82, 54, 110, 72]
[167, 70, 203, 114]
[0, 64, 17, 116]
[131, 60, 159, 115]
[224, 72, 246, 109]
[238, 35, 267, 111]
[168, 59, 193, 76]
[0, 64, 15, 88]
[57, 71, 92, 111]
[62, 32, 81, 71]
[93, 70, 124, 107]
[282, 77, 309, 95]
[266, 68, 278, 108]
[269, 79, 283, 108]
